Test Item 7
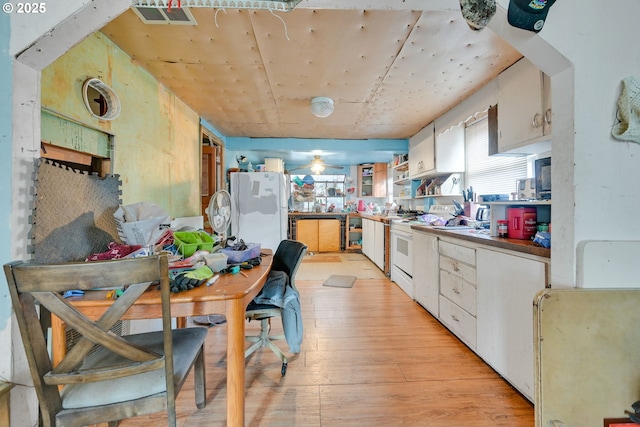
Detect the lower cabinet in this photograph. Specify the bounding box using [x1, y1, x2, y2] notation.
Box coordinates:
[412, 231, 439, 316]
[362, 218, 385, 271]
[476, 248, 547, 402]
[345, 214, 362, 251]
[296, 219, 341, 252]
[407, 232, 548, 403]
[437, 240, 477, 349]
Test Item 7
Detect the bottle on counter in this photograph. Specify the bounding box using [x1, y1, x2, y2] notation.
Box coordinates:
[497, 220, 508, 238]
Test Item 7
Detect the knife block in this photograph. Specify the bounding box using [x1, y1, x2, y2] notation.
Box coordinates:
[464, 202, 477, 219]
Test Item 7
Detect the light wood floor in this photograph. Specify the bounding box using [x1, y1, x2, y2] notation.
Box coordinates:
[110, 255, 534, 426]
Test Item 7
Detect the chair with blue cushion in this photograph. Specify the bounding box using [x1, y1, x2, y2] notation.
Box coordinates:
[245, 239, 307, 376]
[3, 254, 207, 427]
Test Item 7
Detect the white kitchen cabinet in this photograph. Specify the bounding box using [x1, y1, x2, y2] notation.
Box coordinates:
[437, 240, 477, 349]
[373, 220, 385, 271]
[497, 57, 551, 154]
[476, 248, 548, 402]
[408, 122, 435, 178]
[409, 121, 465, 180]
[434, 123, 465, 173]
[362, 217, 374, 260]
[362, 218, 385, 272]
[412, 231, 439, 316]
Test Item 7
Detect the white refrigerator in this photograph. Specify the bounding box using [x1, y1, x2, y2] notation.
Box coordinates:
[229, 172, 288, 253]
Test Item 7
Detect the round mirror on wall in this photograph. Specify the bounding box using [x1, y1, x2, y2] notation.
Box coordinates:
[82, 78, 121, 120]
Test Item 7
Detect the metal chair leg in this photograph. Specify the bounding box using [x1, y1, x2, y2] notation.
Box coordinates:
[245, 318, 288, 375]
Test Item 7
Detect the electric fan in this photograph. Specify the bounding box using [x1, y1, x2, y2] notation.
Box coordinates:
[193, 190, 232, 326]
[206, 189, 232, 245]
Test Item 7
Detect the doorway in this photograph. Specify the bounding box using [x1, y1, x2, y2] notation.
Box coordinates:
[201, 128, 224, 233]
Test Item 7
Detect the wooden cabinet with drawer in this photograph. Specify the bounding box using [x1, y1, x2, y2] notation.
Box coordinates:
[437, 240, 477, 349]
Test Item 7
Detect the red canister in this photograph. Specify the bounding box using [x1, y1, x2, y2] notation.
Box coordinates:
[507, 207, 537, 240]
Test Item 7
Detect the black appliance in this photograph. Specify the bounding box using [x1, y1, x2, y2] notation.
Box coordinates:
[535, 157, 552, 200]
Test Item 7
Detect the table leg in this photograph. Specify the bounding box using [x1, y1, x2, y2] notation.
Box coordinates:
[176, 317, 186, 328]
[226, 298, 245, 427]
[51, 315, 66, 367]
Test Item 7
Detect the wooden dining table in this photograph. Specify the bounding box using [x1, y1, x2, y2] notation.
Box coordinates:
[51, 250, 273, 427]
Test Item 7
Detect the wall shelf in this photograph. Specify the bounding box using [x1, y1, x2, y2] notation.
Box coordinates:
[488, 200, 552, 237]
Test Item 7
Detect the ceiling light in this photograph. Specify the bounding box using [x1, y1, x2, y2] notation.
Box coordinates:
[310, 97, 334, 118]
[132, 0, 303, 12]
[311, 163, 325, 174]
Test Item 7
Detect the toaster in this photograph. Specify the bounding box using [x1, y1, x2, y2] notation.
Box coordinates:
[516, 178, 536, 200]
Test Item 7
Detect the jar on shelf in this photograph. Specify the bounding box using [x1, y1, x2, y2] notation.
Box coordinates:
[497, 220, 508, 238]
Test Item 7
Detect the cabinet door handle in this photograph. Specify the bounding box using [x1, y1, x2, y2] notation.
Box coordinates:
[544, 108, 552, 125]
[453, 287, 461, 295]
[452, 262, 460, 272]
[451, 314, 460, 323]
[532, 113, 544, 129]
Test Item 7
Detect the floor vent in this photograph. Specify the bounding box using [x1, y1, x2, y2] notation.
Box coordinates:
[132, 6, 197, 25]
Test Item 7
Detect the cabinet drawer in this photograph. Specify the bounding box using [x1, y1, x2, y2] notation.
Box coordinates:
[440, 270, 476, 316]
[439, 240, 476, 266]
[439, 255, 477, 285]
[439, 295, 477, 349]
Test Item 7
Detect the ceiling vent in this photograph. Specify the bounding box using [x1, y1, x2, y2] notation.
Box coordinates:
[132, 6, 198, 25]
[132, 0, 302, 14]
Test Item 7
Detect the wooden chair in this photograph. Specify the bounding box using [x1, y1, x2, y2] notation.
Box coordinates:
[245, 240, 307, 376]
[3, 254, 207, 427]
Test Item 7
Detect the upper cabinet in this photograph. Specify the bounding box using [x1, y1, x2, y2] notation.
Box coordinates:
[358, 163, 387, 197]
[409, 122, 435, 178]
[409, 121, 465, 180]
[434, 123, 465, 173]
[495, 58, 552, 155]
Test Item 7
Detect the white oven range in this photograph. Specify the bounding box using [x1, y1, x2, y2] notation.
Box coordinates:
[390, 220, 414, 298]
[390, 204, 457, 299]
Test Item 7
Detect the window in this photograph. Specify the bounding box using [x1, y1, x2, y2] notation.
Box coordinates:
[291, 174, 346, 212]
[465, 115, 528, 196]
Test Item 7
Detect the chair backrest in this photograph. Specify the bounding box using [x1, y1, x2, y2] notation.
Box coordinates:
[3, 255, 180, 427]
[271, 239, 307, 290]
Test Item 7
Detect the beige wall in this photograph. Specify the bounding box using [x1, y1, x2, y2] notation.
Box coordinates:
[41, 32, 201, 218]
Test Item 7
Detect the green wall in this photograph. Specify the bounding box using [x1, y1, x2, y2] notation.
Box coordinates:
[41, 32, 201, 218]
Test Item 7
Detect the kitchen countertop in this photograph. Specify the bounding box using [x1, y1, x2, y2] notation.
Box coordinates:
[358, 213, 403, 223]
[410, 223, 550, 258]
[291, 212, 549, 258]
[289, 212, 349, 217]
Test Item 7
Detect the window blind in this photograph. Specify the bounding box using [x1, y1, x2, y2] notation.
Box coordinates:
[465, 116, 528, 196]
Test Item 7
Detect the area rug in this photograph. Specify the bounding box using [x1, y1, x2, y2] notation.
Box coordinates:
[323, 275, 357, 288]
[302, 255, 342, 263]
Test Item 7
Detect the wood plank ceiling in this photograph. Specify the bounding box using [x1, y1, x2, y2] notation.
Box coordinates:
[101, 6, 522, 140]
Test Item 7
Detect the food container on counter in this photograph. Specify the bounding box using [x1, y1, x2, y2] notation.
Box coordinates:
[220, 242, 261, 263]
[507, 207, 537, 240]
